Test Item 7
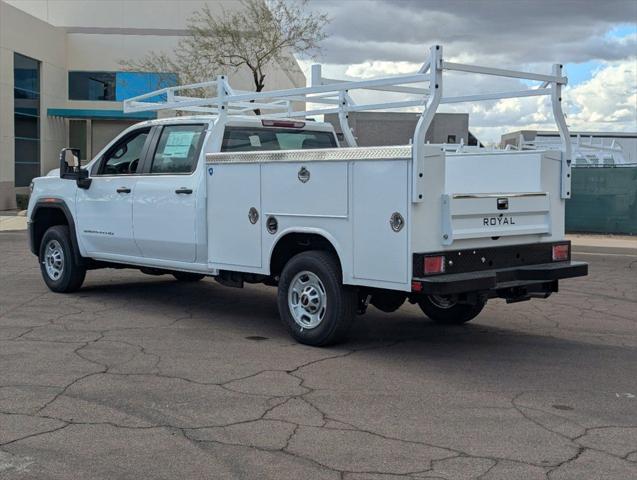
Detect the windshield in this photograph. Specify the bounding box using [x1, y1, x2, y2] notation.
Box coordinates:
[221, 127, 337, 152]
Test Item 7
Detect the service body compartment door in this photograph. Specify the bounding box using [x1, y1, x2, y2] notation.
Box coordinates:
[262, 162, 348, 217]
[207, 163, 262, 269]
[352, 160, 409, 285]
[441, 192, 551, 245]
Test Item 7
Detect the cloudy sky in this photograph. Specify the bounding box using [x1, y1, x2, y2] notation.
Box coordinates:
[301, 0, 637, 144]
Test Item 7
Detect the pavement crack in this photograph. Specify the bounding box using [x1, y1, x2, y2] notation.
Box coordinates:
[0, 422, 70, 447]
[546, 446, 586, 478]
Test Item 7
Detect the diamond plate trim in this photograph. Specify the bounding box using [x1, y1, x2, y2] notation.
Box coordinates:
[206, 145, 413, 164]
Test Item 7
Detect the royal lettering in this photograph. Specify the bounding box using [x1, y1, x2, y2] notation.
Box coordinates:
[483, 217, 516, 226]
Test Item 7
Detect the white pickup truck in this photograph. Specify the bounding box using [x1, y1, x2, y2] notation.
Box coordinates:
[27, 46, 587, 346]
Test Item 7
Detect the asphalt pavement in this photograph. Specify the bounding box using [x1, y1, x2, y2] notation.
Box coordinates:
[1, 230, 636, 479]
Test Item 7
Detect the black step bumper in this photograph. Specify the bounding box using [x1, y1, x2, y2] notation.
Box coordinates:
[412, 261, 588, 295]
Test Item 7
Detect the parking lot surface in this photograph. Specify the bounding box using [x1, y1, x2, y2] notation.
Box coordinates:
[1, 230, 636, 479]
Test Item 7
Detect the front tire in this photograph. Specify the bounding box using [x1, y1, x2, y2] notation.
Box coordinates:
[418, 294, 485, 325]
[277, 251, 355, 346]
[39, 225, 86, 293]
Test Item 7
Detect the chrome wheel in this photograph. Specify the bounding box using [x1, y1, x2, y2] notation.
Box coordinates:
[44, 239, 64, 281]
[429, 294, 456, 309]
[288, 270, 327, 329]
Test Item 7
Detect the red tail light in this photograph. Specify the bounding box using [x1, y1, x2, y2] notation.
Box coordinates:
[552, 243, 569, 261]
[424, 255, 445, 274]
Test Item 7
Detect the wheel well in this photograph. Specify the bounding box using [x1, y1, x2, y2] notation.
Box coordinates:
[270, 233, 341, 277]
[31, 206, 69, 255]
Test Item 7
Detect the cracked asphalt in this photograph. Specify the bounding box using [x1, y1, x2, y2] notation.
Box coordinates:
[1, 230, 636, 480]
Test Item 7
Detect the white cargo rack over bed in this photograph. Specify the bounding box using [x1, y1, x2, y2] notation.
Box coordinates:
[124, 45, 573, 200]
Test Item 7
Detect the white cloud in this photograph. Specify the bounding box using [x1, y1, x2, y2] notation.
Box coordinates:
[345, 61, 422, 79]
[297, 58, 637, 145]
[566, 58, 637, 128]
[297, 1, 636, 145]
[464, 58, 637, 143]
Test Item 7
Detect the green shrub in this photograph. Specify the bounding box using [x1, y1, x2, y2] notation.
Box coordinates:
[16, 193, 29, 210]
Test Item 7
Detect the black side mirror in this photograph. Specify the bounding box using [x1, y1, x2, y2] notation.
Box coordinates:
[59, 148, 92, 189]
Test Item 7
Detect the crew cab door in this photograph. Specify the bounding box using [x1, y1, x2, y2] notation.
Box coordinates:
[76, 127, 152, 257]
[132, 124, 207, 262]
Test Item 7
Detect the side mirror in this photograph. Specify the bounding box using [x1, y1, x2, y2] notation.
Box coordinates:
[59, 148, 92, 189]
[65, 149, 80, 168]
[59, 148, 80, 175]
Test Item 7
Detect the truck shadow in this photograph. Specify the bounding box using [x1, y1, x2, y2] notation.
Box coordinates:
[76, 274, 620, 359]
[40, 272, 634, 398]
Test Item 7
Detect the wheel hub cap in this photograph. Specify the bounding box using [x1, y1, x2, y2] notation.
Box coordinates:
[44, 239, 64, 281]
[288, 271, 327, 329]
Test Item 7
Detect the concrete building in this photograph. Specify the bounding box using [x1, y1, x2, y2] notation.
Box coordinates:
[324, 112, 481, 147]
[501, 130, 637, 166]
[0, 0, 305, 209]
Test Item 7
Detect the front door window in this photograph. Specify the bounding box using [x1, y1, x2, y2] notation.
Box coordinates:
[100, 128, 150, 175]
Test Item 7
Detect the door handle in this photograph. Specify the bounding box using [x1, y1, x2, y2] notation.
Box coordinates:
[116, 187, 131, 193]
[175, 188, 193, 194]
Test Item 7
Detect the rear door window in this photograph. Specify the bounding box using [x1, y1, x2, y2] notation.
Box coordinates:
[221, 127, 337, 152]
[150, 124, 206, 174]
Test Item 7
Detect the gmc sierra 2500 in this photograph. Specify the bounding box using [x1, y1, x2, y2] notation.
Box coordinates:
[28, 46, 587, 346]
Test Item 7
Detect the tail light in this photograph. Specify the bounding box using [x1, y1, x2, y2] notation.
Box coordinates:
[424, 255, 445, 274]
[261, 120, 305, 128]
[552, 243, 569, 262]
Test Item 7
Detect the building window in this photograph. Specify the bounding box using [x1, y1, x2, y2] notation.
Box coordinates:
[447, 135, 457, 143]
[115, 72, 178, 101]
[69, 120, 88, 161]
[14, 53, 40, 187]
[69, 72, 116, 101]
[68, 71, 178, 102]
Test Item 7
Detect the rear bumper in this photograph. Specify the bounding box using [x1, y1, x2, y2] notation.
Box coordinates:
[412, 261, 588, 295]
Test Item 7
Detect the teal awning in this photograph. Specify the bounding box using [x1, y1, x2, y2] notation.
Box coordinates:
[47, 108, 156, 120]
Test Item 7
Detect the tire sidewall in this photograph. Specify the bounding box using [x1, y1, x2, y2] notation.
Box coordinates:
[277, 252, 351, 346]
[39, 226, 77, 292]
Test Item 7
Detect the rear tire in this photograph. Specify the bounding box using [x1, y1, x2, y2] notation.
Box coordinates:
[39, 225, 86, 293]
[277, 251, 355, 346]
[173, 272, 205, 282]
[418, 294, 485, 325]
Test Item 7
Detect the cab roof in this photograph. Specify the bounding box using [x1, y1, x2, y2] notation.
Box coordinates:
[136, 115, 336, 133]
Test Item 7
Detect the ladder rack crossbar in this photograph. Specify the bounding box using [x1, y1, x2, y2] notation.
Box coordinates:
[442, 61, 567, 84]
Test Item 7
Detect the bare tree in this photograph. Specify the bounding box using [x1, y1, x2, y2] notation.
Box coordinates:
[120, 0, 329, 94]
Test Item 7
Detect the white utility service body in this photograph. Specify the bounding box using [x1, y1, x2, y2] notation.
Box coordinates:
[27, 45, 587, 346]
[206, 144, 564, 292]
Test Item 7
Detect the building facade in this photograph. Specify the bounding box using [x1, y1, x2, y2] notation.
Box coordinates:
[0, 0, 305, 209]
[323, 112, 481, 147]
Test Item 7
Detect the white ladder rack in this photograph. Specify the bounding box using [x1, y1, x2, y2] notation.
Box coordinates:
[123, 45, 572, 200]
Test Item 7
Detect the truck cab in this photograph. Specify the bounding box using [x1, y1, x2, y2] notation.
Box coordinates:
[29, 116, 339, 270]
